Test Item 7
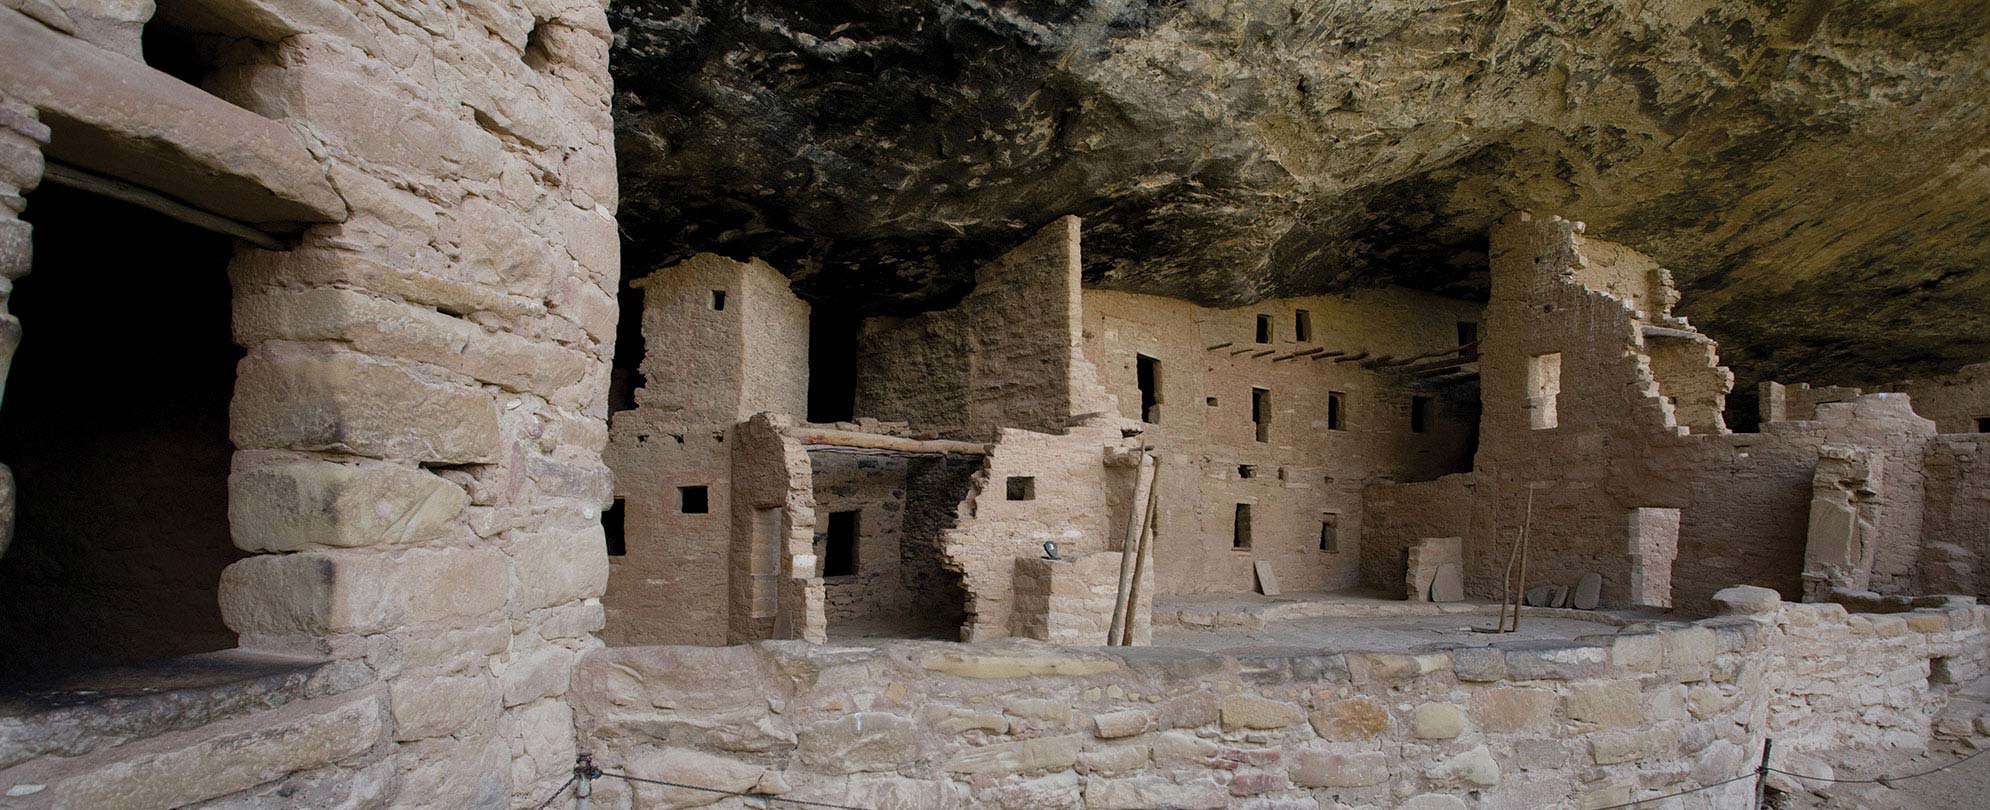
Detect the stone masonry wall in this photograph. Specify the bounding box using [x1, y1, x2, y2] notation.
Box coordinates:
[856, 216, 1097, 441]
[1885, 361, 1990, 434]
[570, 593, 1989, 810]
[1919, 435, 1990, 597]
[602, 423, 731, 646]
[812, 450, 913, 625]
[1080, 288, 1483, 598]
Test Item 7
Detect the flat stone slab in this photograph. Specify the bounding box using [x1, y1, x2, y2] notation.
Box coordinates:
[1254, 560, 1281, 596]
[1572, 573, 1602, 610]
[1429, 563, 1463, 602]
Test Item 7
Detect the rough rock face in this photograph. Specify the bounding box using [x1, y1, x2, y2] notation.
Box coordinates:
[611, 0, 1990, 387]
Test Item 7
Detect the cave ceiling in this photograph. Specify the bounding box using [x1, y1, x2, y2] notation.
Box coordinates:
[611, 0, 1990, 388]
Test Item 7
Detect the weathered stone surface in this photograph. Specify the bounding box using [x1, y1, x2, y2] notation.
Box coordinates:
[1288, 748, 1388, 788]
[388, 671, 493, 741]
[1309, 697, 1390, 741]
[230, 349, 500, 464]
[1498, 641, 1606, 681]
[1430, 562, 1464, 602]
[1221, 695, 1305, 731]
[1082, 774, 1227, 810]
[1091, 709, 1150, 739]
[1429, 745, 1500, 787]
[49, 693, 384, 810]
[1471, 687, 1557, 733]
[1566, 681, 1641, 729]
[943, 734, 1084, 776]
[1412, 703, 1465, 740]
[228, 460, 468, 552]
[1713, 585, 1783, 615]
[218, 547, 508, 636]
[1571, 573, 1603, 610]
[798, 713, 922, 774]
[624, 747, 766, 809]
[0, 10, 345, 224]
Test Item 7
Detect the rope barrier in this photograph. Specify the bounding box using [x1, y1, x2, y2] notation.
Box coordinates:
[1766, 743, 1990, 786]
[532, 735, 1990, 810]
[600, 771, 870, 809]
[1588, 771, 1757, 810]
[531, 773, 578, 810]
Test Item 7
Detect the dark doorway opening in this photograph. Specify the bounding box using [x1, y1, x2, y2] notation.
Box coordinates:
[1136, 353, 1161, 423]
[808, 308, 859, 423]
[0, 184, 243, 678]
[823, 510, 858, 577]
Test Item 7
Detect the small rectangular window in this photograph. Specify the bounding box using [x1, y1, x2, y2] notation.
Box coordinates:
[1251, 387, 1271, 442]
[1319, 513, 1339, 552]
[1206, 397, 1219, 407]
[1255, 315, 1272, 344]
[603, 498, 626, 557]
[711, 290, 727, 310]
[1977, 417, 1990, 433]
[679, 485, 709, 514]
[1410, 396, 1432, 433]
[1136, 354, 1162, 423]
[1327, 391, 1346, 431]
[1238, 464, 1256, 479]
[1233, 504, 1253, 549]
[823, 510, 858, 576]
[1006, 476, 1035, 501]
[1457, 321, 1477, 346]
[1294, 310, 1312, 342]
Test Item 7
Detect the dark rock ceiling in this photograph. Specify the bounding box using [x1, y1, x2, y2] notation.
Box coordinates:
[609, 0, 1990, 390]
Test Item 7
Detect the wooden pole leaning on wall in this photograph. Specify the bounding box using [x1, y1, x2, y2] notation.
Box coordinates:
[1509, 486, 1537, 633]
[1119, 459, 1162, 646]
[1108, 452, 1157, 645]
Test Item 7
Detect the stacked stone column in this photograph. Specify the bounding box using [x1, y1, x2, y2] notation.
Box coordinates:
[201, 1, 619, 804]
[0, 93, 45, 559]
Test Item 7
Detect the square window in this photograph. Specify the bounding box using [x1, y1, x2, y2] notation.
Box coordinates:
[1977, 416, 1990, 433]
[1206, 396, 1219, 407]
[679, 485, 709, 514]
[1006, 476, 1036, 501]
[1238, 464, 1256, 479]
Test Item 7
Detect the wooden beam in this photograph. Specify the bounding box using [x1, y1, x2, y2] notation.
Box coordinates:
[785, 427, 988, 456]
[1331, 352, 1371, 364]
[42, 162, 287, 249]
[1205, 342, 1234, 351]
[1406, 355, 1477, 375]
[1310, 351, 1350, 361]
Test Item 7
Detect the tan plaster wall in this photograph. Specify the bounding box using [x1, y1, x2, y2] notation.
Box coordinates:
[602, 420, 731, 646]
[1885, 362, 1990, 434]
[1080, 288, 1482, 597]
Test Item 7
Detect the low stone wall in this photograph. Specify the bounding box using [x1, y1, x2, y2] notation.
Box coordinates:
[571, 590, 1988, 809]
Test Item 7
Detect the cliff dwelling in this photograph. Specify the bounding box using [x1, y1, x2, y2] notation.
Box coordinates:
[4, 2, 1990, 809]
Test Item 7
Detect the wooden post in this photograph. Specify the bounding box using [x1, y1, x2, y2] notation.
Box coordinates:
[1511, 486, 1536, 632]
[1107, 452, 1156, 645]
[1755, 738, 1774, 808]
[1119, 461, 1161, 646]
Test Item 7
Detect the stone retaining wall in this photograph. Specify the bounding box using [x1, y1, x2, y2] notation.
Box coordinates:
[571, 590, 1987, 809]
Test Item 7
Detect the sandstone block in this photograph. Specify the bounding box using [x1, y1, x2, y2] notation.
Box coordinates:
[499, 644, 575, 707]
[1077, 743, 1151, 773]
[1289, 748, 1388, 787]
[1082, 775, 1227, 810]
[1092, 709, 1151, 739]
[508, 527, 611, 613]
[1452, 646, 1506, 681]
[1400, 795, 1469, 810]
[50, 693, 383, 810]
[389, 670, 494, 741]
[1712, 585, 1782, 615]
[1412, 703, 1465, 739]
[220, 546, 508, 635]
[1664, 627, 1718, 681]
[1572, 572, 1602, 609]
[1566, 681, 1641, 728]
[231, 349, 499, 464]
[1499, 641, 1605, 680]
[228, 460, 468, 552]
[1471, 687, 1557, 733]
[1309, 697, 1390, 741]
[798, 712, 922, 774]
[919, 653, 1118, 678]
[1429, 745, 1500, 787]
[1222, 694, 1305, 730]
[943, 734, 1083, 776]
[624, 747, 765, 809]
